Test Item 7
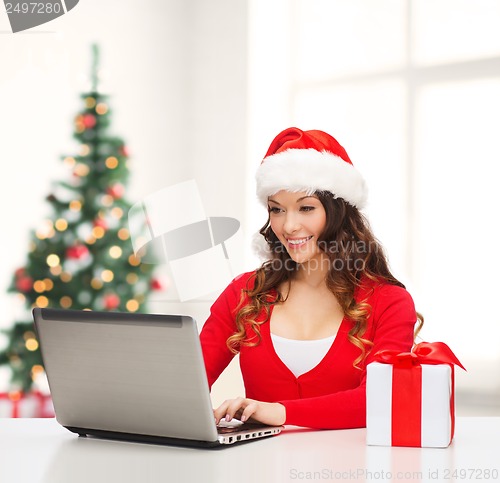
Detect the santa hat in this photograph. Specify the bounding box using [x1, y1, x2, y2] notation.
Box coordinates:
[256, 127, 367, 209]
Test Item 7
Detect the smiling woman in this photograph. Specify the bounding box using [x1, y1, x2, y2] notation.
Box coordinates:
[200, 127, 423, 429]
[267, 191, 326, 265]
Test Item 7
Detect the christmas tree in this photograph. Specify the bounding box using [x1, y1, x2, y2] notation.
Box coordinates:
[0, 45, 158, 393]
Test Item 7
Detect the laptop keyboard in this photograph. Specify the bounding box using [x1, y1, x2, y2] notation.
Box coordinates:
[217, 426, 240, 434]
[217, 422, 269, 434]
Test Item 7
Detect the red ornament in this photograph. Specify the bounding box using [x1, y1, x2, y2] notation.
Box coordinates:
[103, 293, 120, 310]
[82, 114, 96, 129]
[150, 278, 162, 291]
[119, 145, 129, 157]
[66, 244, 90, 260]
[16, 276, 33, 293]
[107, 183, 125, 199]
[14, 267, 26, 278]
[93, 218, 108, 230]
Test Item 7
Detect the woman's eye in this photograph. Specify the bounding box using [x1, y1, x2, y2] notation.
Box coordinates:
[268, 206, 281, 214]
[300, 206, 315, 212]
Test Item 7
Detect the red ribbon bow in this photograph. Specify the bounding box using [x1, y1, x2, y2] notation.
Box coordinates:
[372, 342, 465, 447]
[373, 341, 466, 370]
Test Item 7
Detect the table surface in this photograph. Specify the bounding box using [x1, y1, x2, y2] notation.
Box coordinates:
[0, 417, 499, 483]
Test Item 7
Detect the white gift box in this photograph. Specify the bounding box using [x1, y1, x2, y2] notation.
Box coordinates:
[0, 392, 54, 418]
[366, 362, 454, 448]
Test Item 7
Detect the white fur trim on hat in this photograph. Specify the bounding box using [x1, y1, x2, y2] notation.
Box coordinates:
[256, 148, 368, 209]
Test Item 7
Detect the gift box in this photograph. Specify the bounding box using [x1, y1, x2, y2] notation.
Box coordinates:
[0, 390, 54, 418]
[366, 342, 465, 448]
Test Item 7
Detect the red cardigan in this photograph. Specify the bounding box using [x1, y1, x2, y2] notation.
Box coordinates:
[199, 271, 416, 429]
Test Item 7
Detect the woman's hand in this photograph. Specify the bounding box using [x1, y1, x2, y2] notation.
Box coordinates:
[214, 397, 286, 426]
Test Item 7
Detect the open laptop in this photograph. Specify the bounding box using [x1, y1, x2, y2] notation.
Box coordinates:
[32, 308, 282, 448]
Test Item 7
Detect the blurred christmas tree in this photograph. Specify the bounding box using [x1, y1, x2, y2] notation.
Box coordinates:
[0, 45, 159, 393]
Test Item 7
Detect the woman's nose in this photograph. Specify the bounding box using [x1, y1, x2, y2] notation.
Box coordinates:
[283, 213, 301, 234]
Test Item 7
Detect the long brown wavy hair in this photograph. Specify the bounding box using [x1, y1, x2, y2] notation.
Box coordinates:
[227, 191, 424, 368]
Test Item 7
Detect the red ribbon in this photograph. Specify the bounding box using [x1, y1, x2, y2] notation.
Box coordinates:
[0, 391, 51, 418]
[372, 342, 465, 447]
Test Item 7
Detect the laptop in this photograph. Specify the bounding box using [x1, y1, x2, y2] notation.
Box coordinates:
[32, 308, 282, 448]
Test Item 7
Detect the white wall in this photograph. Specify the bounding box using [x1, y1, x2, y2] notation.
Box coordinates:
[0, 0, 249, 396]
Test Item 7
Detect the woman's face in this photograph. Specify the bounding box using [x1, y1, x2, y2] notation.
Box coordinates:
[268, 190, 327, 265]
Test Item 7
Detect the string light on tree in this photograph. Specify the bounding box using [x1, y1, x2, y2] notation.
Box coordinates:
[101, 269, 114, 283]
[128, 254, 140, 266]
[109, 246, 122, 259]
[101, 194, 114, 207]
[126, 273, 138, 284]
[80, 144, 90, 156]
[111, 207, 123, 219]
[64, 156, 76, 167]
[96, 102, 108, 115]
[85, 96, 96, 109]
[126, 299, 139, 312]
[49, 265, 62, 276]
[24, 332, 39, 352]
[54, 218, 68, 231]
[105, 156, 118, 169]
[118, 228, 130, 240]
[74, 163, 90, 177]
[60, 272, 72, 282]
[36, 220, 55, 240]
[46, 254, 60, 268]
[91, 278, 103, 290]
[31, 365, 44, 380]
[69, 200, 82, 212]
[92, 225, 106, 239]
[35, 296, 49, 308]
[60, 296, 72, 308]
[33, 279, 53, 293]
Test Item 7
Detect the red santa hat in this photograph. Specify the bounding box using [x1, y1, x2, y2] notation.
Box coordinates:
[256, 127, 367, 209]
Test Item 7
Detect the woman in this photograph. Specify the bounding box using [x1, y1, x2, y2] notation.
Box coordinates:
[200, 127, 422, 429]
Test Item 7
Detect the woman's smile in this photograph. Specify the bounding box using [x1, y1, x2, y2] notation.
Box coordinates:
[286, 235, 314, 249]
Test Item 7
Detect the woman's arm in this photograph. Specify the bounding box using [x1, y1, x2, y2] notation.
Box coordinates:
[199, 272, 253, 389]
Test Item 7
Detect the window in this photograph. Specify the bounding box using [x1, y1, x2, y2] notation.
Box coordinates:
[248, 0, 500, 393]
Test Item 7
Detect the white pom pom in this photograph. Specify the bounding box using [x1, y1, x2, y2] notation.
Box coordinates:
[252, 231, 273, 261]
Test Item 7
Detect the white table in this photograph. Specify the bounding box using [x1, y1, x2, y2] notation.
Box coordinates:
[0, 418, 499, 483]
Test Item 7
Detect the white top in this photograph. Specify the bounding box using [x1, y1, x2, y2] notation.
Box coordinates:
[270, 332, 336, 378]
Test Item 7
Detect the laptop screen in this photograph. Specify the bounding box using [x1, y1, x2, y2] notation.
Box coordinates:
[33, 308, 219, 442]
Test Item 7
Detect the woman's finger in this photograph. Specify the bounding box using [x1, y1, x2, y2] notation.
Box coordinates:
[240, 402, 258, 422]
[224, 397, 247, 421]
[213, 397, 246, 424]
